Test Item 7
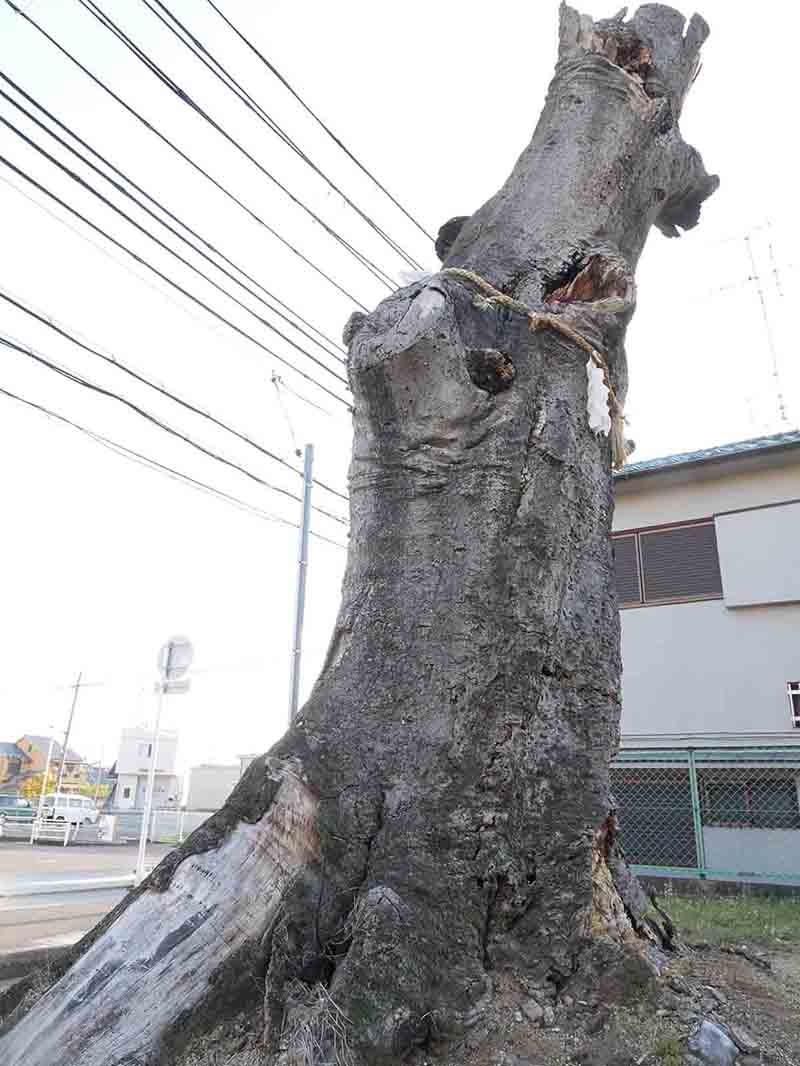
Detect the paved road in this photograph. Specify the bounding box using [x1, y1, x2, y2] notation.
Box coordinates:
[0, 842, 173, 956]
[0, 889, 126, 953]
[0, 842, 173, 886]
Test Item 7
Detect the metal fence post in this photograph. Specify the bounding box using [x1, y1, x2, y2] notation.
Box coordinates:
[687, 749, 706, 878]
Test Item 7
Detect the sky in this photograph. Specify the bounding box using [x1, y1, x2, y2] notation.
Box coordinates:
[0, 0, 797, 787]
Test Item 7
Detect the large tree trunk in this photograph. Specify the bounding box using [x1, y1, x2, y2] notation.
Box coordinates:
[0, 6, 717, 1064]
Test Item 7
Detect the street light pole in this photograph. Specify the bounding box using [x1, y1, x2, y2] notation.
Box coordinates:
[135, 637, 193, 885]
[135, 683, 165, 886]
[288, 443, 313, 723]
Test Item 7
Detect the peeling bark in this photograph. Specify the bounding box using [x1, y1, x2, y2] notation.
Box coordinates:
[0, 5, 716, 1064]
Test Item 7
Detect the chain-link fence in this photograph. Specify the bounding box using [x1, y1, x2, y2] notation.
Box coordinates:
[611, 747, 800, 884]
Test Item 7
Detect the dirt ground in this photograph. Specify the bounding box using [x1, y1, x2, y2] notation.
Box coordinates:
[409, 944, 800, 1066]
[170, 941, 800, 1066]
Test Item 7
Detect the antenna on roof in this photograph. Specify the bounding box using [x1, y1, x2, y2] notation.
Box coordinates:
[744, 235, 791, 429]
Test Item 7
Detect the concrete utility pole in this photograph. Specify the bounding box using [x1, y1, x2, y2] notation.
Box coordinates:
[30, 733, 56, 843]
[55, 672, 83, 794]
[288, 443, 313, 723]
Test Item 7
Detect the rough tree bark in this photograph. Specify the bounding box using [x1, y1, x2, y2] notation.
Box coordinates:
[0, 5, 717, 1064]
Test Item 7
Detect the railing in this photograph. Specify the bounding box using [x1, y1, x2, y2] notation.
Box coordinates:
[611, 746, 800, 885]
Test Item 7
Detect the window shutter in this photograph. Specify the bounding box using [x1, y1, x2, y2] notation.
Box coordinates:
[640, 523, 722, 602]
[612, 534, 641, 606]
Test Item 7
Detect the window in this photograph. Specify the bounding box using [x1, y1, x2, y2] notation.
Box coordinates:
[43, 797, 54, 807]
[612, 520, 723, 608]
[788, 682, 800, 729]
[68, 797, 82, 808]
[123, 787, 131, 799]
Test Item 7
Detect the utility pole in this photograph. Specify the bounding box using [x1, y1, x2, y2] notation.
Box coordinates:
[55, 672, 83, 794]
[30, 733, 56, 844]
[288, 444, 313, 723]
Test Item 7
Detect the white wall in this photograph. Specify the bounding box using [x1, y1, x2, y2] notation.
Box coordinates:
[115, 773, 138, 809]
[703, 827, 800, 879]
[115, 728, 178, 775]
[716, 502, 800, 607]
[614, 455, 798, 531]
[620, 599, 800, 740]
[186, 765, 239, 811]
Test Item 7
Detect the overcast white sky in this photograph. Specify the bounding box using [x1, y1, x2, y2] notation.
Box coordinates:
[0, 0, 797, 782]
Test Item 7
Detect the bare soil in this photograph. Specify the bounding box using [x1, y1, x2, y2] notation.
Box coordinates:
[408, 945, 800, 1066]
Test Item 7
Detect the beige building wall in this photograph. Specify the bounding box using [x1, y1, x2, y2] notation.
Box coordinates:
[614, 445, 800, 746]
[613, 452, 799, 531]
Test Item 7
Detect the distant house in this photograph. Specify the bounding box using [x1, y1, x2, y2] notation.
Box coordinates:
[108, 727, 181, 810]
[0, 742, 28, 790]
[611, 430, 800, 881]
[613, 430, 800, 746]
[15, 735, 85, 791]
[186, 764, 240, 811]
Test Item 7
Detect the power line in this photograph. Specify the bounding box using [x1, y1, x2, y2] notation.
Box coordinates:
[0, 109, 348, 388]
[0, 384, 347, 549]
[1, 333, 349, 527]
[0, 165, 353, 425]
[0, 287, 350, 505]
[0, 71, 346, 362]
[76, 0, 399, 292]
[0, 151, 352, 408]
[205, 0, 435, 244]
[141, 0, 424, 272]
[2, 0, 370, 311]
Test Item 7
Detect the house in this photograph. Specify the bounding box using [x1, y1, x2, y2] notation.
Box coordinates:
[108, 727, 181, 810]
[186, 764, 241, 811]
[14, 735, 85, 791]
[610, 430, 800, 881]
[0, 742, 28, 790]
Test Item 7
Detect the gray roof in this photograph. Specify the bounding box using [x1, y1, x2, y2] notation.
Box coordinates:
[0, 742, 26, 758]
[615, 430, 800, 481]
[20, 735, 83, 762]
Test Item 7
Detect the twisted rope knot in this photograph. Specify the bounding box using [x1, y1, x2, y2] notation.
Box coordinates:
[440, 267, 628, 468]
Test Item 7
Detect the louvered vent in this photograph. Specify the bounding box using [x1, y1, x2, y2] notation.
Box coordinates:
[613, 534, 641, 606]
[639, 523, 723, 602]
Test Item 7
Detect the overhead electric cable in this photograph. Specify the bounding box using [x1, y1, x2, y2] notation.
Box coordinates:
[141, 0, 424, 271]
[0, 287, 350, 505]
[2, 66, 345, 360]
[1, 333, 349, 526]
[2, 0, 370, 310]
[0, 110, 348, 386]
[205, 0, 435, 244]
[77, 0, 399, 291]
[0, 384, 347, 548]
[0, 152, 352, 408]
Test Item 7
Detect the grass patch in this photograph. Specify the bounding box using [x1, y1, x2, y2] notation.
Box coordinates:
[665, 895, 800, 946]
[654, 1036, 684, 1066]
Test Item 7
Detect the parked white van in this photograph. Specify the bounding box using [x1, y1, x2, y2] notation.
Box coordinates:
[42, 793, 99, 825]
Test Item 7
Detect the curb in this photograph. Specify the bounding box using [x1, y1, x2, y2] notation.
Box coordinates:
[0, 875, 136, 897]
[0, 943, 76, 981]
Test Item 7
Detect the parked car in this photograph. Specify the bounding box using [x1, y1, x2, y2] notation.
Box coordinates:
[0, 795, 35, 821]
[42, 793, 99, 825]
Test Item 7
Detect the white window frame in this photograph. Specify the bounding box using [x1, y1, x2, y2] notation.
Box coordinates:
[788, 681, 800, 729]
